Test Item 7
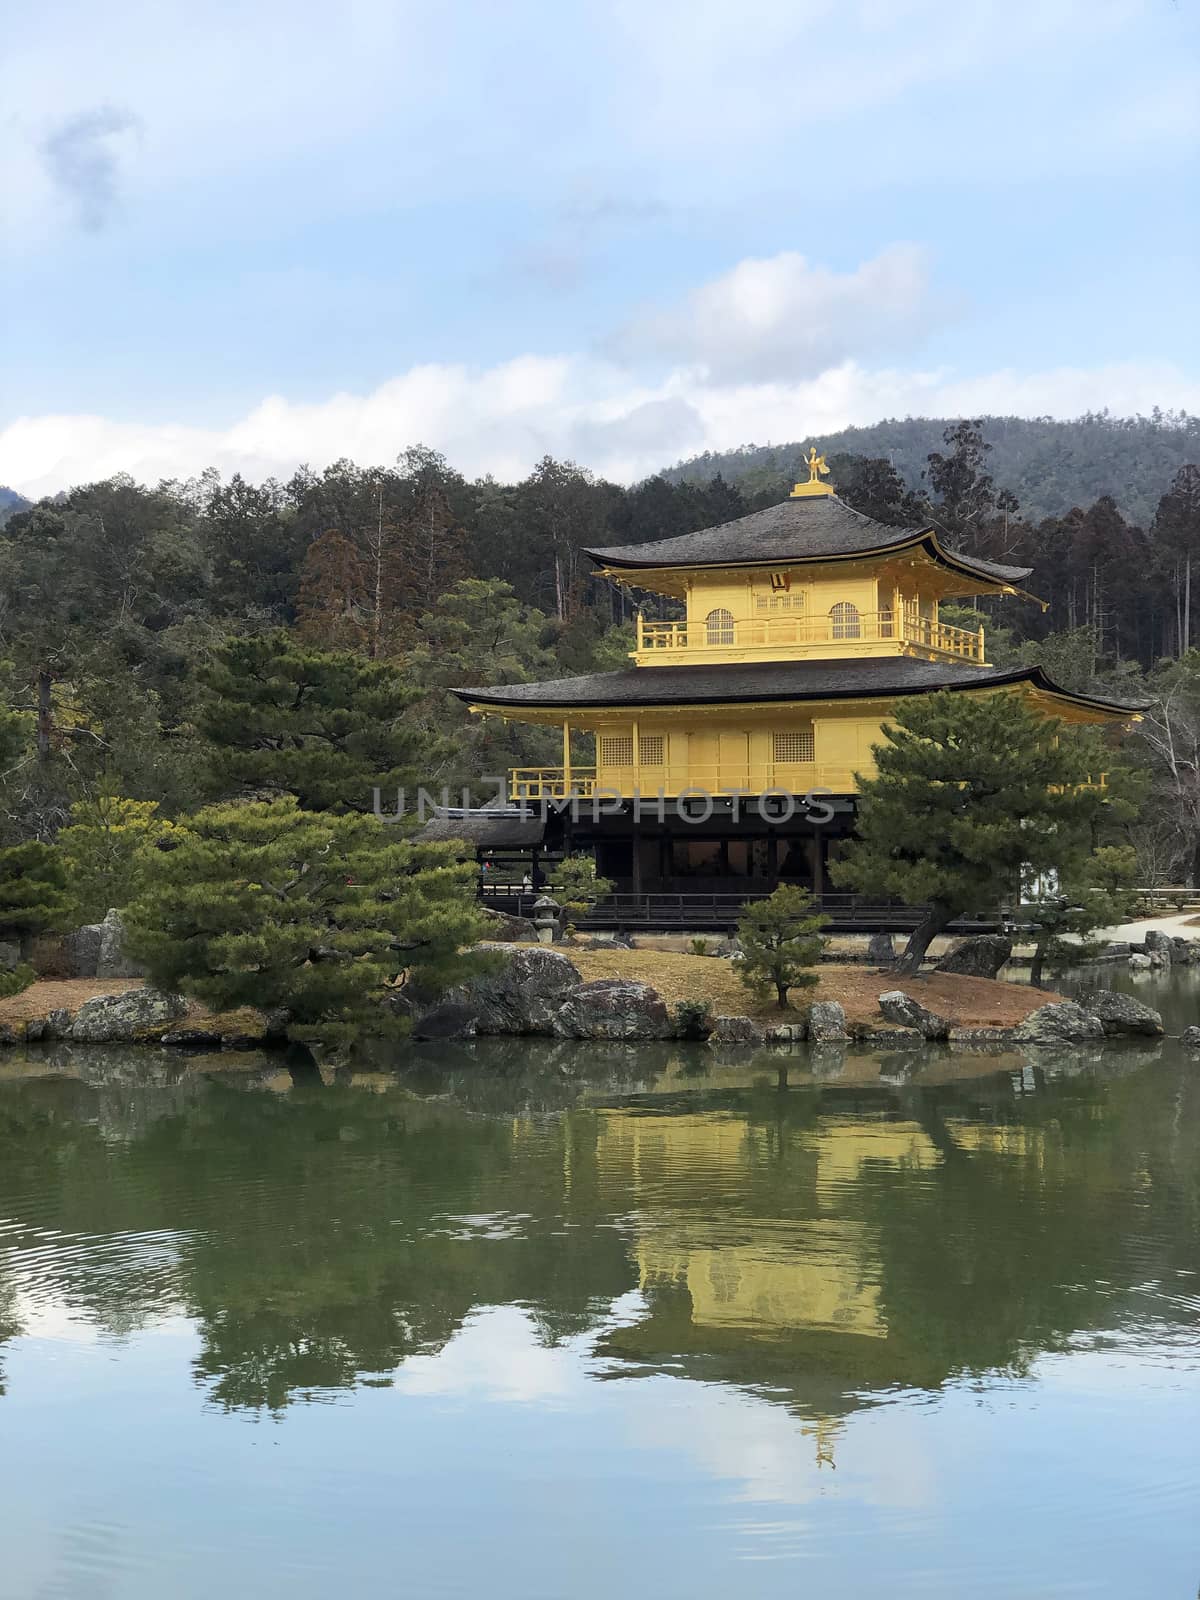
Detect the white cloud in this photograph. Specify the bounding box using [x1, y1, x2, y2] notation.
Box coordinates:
[613, 245, 932, 382]
[4, 350, 1197, 500]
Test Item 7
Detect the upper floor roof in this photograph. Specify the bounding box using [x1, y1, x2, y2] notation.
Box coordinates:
[586, 491, 1032, 591]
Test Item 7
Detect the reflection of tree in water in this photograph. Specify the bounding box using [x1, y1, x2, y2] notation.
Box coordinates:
[0, 1044, 1197, 1421]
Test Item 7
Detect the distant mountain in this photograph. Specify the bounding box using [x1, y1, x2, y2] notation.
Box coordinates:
[661, 411, 1200, 525]
[0, 486, 30, 529]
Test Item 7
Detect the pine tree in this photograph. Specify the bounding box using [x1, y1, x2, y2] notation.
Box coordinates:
[1025, 845, 1137, 988]
[56, 794, 175, 924]
[199, 631, 449, 812]
[736, 885, 826, 1009]
[0, 841, 69, 949]
[833, 691, 1108, 974]
[123, 798, 488, 1045]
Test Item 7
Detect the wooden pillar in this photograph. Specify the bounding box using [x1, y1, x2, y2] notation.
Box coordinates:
[632, 717, 641, 795]
[812, 825, 826, 899]
[766, 831, 778, 886]
[562, 719, 572, 792]
[632, 817, 643, 894]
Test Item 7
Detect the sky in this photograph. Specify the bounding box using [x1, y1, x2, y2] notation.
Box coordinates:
[1, 0, 1198, 497]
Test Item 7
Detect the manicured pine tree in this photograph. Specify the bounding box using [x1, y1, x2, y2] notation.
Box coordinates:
[736, 885, 826, 1010]
[199, 631, 449, 813]
[55, 793, 175, 925]
[123, 798, 489, 1046]
[834, 690, 1109, 975]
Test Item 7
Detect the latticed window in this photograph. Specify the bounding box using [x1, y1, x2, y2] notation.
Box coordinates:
[705, 607, 735, 645]
[830, 601, 861, 639]
[600, 734, 634, 767]
[639, 734, 665, 766]
[773, 728, 815, 763]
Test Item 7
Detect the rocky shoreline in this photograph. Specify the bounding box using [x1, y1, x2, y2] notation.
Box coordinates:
[0, 937, 1189, 1055]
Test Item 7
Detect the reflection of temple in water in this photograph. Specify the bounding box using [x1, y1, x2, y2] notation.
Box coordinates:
[590, 1105, 947, 1458]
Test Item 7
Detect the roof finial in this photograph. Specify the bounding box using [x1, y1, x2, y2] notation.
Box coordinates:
[790, 445, 834, 498]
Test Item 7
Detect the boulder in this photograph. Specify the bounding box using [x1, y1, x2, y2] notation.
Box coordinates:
[1074, 989, 1164, 1037]
[877, 989, 950, 1040]
[411, 1003, 479, 1041]
[1101, 941, 1131, 958]
[934, 934, 1012, 979]
[161, 1027, 224, 1050]
[68, 987, 187, 1043]
[1170, 937, 1200, 965]
[552, 979, 673, 1040]
[96, 909, 145, 980]
[479, 908, 538, 943]
[1181, 1025, 1200, 1049]
[807, 999, 848, 1042]
[65, 923, 104, 978]
[867, 931, 897, 967]
[948, 1026, 1015, 1045]
[1129, 952, 1152, 970]
[764, 1021, 806, 1044]
[864, 1025, 924, 1048]
[24, 1008, 74, 1042]
[443, 944, 582, 1034]
[0, 939, 22, 973]
[1012, 1001, 1105, 1046]
[709, 1014, 766, 1046]
[0, 1024, 17, 1046]
[1144, 929, 1174, 957]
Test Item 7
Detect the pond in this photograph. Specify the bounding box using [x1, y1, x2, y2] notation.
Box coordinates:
[0, 968, 1197, 1598]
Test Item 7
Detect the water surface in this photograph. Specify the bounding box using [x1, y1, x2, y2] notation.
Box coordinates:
[1, 973, 1197, 1598]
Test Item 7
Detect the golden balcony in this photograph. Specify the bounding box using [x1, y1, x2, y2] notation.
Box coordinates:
[634, 609, 985, 665]
[508, 763, 860, 800]
[509, 767, 597, 800]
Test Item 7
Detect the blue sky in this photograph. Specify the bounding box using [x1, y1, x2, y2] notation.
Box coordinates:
[2, 0, 1198, 495]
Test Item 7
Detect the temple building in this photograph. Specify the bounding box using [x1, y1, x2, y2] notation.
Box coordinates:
[452, 451, 1138, 925]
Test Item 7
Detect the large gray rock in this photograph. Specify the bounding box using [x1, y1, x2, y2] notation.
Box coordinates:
[479, 908, 538, 943]
[443, 944, 582, 1035]
[865, 1025, 924, 1048]
[68, 987, 187, 1043]
[24, 1008, 74, 1042]
[764, 1020, 806, 1044]
[1144, 929, 1173, 958]
[96, 909, 145, 979]
[0, 939, 22, 973]
[948, 1026, 1015, 1045]
[1012, 1001, 1105, 1045]
[1181, 1025, 1200, 1048]
[65, 923, 104, 978]
[807, 999, 848, 1042]
[934, 934, 1012, 979]
[1074, 989, 1164, 1037]
[1129, 952, 1152, 970]
[552, 979, 673, 1040]
[411, 1003, 479, 1041]
[878, 989, 950, 1040]
[867, 931, 897, 966]
[709, 1014, 767, 1046]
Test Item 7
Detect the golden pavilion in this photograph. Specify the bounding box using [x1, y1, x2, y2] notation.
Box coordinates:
[454, 451, 1137, 922]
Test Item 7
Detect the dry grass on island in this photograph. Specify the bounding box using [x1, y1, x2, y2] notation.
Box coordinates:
[562, 946, 1057, 1028]
[0, 978, 264, 1039]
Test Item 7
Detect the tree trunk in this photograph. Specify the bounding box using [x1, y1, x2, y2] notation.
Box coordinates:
[35, 667, 53, 764]
[1191, 835, 1200, 891]
[1030, 942, 1046, 989]
[895, 903, 955, 976]
[775, 980, 788, 1009]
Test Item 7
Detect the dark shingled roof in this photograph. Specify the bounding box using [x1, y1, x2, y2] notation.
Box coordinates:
[415, 809, 546, 848]
[456, 658, 1147, 717]
[586, 492, 1032, 586]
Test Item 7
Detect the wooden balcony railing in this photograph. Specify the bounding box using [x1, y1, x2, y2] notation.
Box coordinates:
[636, 610, 985, 662]
[509, 767, 597, 800]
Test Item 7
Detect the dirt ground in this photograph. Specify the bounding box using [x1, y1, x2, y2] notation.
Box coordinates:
[0, 978, 262, 1037]
[565, 946, 1058, 1026]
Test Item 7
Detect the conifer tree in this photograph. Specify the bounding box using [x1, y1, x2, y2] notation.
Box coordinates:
[294, 530, 370, 650]
[199, 631, 448, 812]
[56, 794, 174, 924]
[736, 885, 826, 1009]
[834, 691, 1107, 974]
[123, 799, 488, 1045]
[0, 841, 68, 950]
[1025, 844, 1137, 988]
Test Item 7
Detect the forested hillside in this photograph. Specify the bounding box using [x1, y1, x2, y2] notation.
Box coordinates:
[0, 488, 30, 529]
[663, 411, 1199, 526]
[0, 419, 1199, 878]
